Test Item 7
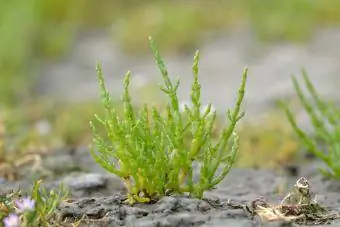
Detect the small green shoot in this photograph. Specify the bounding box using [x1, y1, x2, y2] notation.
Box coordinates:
[281, 69, 340, 179]
[29, 180, 68, 226]
[90, 36, 247, 204]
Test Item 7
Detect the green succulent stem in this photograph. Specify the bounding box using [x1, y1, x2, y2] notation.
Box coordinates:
[281, 69, 340, 179]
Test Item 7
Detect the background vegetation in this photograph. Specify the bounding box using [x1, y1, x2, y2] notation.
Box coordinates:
[1, 0, 340, 171]
[2, 0, 340, 104]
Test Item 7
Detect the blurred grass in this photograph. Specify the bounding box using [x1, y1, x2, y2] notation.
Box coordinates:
[2, 0, 340, 104]
[112, 1, 247, 53]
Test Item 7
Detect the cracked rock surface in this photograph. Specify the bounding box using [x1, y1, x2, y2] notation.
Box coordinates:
[1, 145, 340, 226]
[54, 164, 340, 226]
[1, 146, 340, 226]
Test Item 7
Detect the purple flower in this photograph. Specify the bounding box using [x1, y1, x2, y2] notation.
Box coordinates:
[15, 197, 35, 212]
[3, 214, 20, 227]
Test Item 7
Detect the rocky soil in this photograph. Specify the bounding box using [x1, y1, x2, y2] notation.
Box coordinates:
[1, 147, 340, 226]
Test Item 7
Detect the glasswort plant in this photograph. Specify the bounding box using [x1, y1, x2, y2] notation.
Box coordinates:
[281, 70, 340, 179]
[90, 36, 248, 204]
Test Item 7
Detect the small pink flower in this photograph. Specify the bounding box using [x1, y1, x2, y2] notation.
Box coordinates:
[15, 197, 35, 212]
[3, 214, 20, 227]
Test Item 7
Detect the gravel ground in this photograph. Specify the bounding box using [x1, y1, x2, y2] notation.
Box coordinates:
[1, 147, 340, 226]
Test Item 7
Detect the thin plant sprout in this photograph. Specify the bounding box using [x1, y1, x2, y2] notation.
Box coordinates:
[30, 180, 68, 225]
[90, 36, 248, 204]
[281, 69, 340, 179]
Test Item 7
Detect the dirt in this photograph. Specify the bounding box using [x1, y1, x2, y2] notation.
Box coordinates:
[1, 147, 340, 226]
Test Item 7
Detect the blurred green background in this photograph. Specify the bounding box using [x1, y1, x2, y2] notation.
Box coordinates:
[1, 0, 340, 171]
[2, 0, 340, 105]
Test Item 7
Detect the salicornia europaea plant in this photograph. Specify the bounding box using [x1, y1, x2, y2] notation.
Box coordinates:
[90, 36, 248, 204]
[281, 69, 340, 179]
